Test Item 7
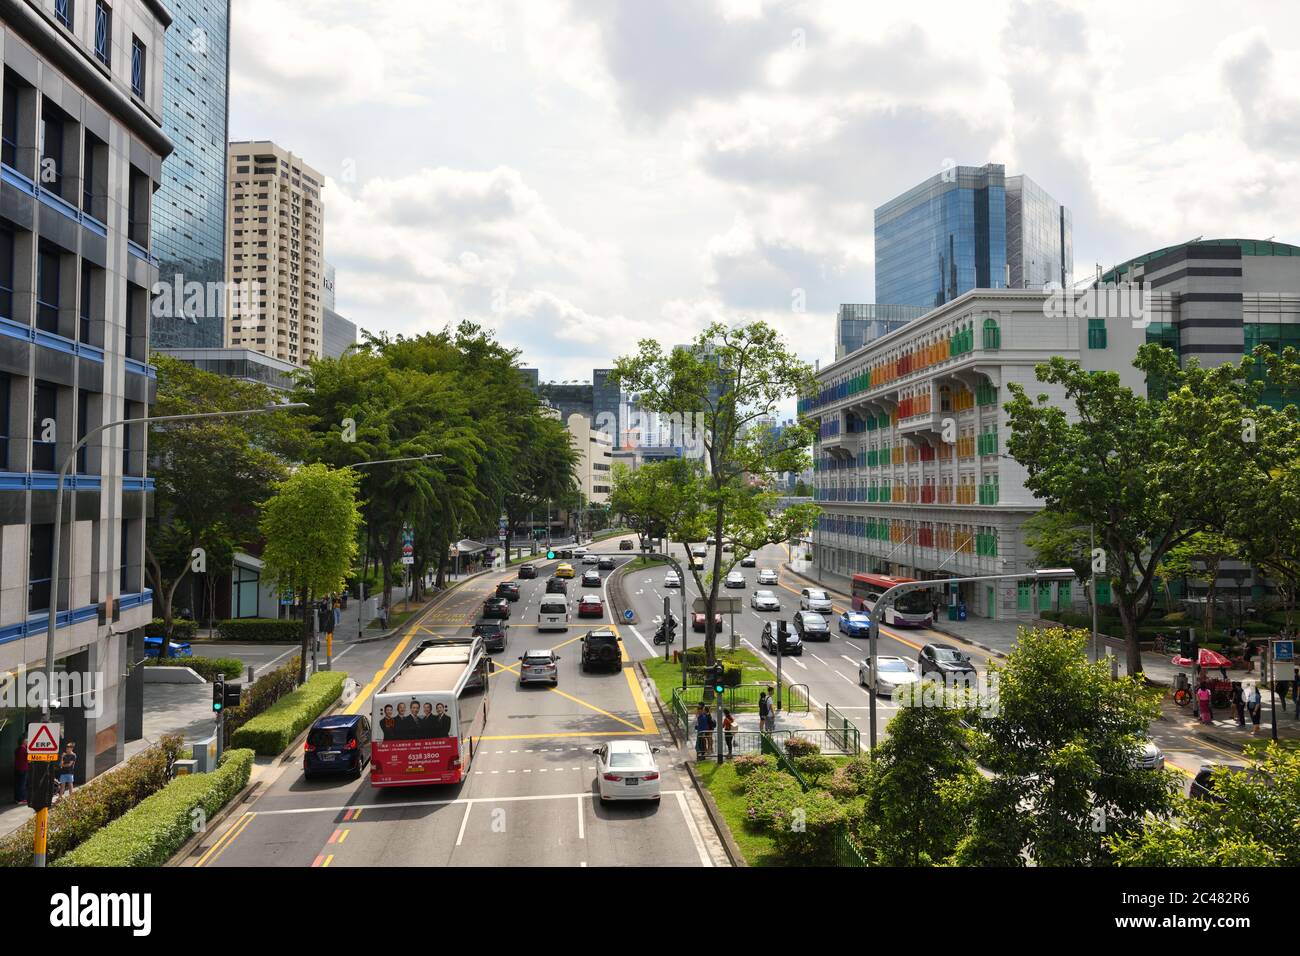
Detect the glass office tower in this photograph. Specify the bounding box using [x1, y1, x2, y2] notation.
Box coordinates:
[1006, 175, 1072, 291]
[149, 0, 231, 347]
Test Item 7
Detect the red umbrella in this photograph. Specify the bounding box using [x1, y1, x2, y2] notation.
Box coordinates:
[1171, 647, 1233, 668]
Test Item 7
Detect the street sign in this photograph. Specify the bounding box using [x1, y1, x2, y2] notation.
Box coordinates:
[26, 722, 60, 761]
[1273, 640, 1295, 664]
[402, 556, 414, 565]
[623, 609, 635, 622]
[693, 596, 741, 614]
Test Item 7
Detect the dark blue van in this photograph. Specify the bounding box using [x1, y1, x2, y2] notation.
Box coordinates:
[304, 715, 371, 779]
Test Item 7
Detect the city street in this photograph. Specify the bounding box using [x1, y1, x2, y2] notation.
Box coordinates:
[183, 534, 724, 868]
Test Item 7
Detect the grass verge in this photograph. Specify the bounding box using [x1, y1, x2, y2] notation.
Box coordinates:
[694, 761, 782, 866]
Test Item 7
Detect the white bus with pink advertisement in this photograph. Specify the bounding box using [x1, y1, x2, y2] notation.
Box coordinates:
[370, 636, 492, 787]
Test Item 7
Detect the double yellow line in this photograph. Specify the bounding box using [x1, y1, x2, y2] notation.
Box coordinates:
[193, 811, 256, 867]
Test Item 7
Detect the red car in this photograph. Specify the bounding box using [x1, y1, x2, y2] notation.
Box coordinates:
[578, 594, 604, 618]
[692, 612, 724, 633]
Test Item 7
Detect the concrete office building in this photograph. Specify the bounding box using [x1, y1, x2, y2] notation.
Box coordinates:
[224, 139, 323, 366]
[147, 0, 228, 348]
[0, 0, 171, 785]
[874, 163, 1071, 310]
[565, 411, 612, 505]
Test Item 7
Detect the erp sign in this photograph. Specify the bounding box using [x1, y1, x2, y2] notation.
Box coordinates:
[1273, 640, 1294, 664]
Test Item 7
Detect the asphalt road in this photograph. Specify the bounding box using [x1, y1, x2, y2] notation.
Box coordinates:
[183, 535, 724, 868]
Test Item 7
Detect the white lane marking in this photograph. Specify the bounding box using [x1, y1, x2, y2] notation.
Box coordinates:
[833, 670, 854, 684]
[577, 796, 585, 840]
[629, 625, 655, 656]
[811, 653, 828, 666]
[455, 802, 472, 846]
[789, 657, 807, 669]
[675, 790, 714, 868]
[841, 654, 860, 665]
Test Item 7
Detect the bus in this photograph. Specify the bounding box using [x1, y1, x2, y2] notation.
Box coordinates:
[370, 636, 491, 787]
[851, 572, 933, 627]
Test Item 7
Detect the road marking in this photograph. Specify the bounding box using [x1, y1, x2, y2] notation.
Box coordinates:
[248, 789, 686, 817]
[629, 625, 655, 656]
[841, 654, 861, 665]
[833, 670, 854, 684]
[455, 802, 472, 846]
[480, 729, 660, 741]
[675, 790, 714, 868]
[811, 653, 828, 666]
[344, 612, 427, 715]
[577, 796, 585, 839]
[625, 665, 658, 733]
[193, 811, 255, 867]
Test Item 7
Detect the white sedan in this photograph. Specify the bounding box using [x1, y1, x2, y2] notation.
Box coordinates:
[593, 740, 662, 803]
[757, 569, 778, 585]
[750, 589, 781, 611]
[582, 553, 601, 565]
[663, 571, 681, 588]
[858, 656, 921, 696]
[724, 570, 746, 589]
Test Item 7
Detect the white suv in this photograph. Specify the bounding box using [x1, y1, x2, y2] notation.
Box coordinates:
[664, 571, 681, 588]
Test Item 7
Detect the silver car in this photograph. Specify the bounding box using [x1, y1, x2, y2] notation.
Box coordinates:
[518, 649, 560, 686]
[757, 569, 778, 586]
[858, 656, 920, 696]
[750, 589, 780, 611]
[800, 588, 833, 613]
[724, 571, 746, 589]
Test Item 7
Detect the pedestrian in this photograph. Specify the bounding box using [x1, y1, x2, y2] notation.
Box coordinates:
[704, 708, 716, 756]
[1231, 681, 1245, 727]
[1246, 683, 1263, 735]
[12, 739, 27, 804]
[1292, 669, 1299, 721]
[1278, 674, 1292, 714]
[766, 687, 778, 732]
[757, 692, 769, 735]
[57, 741, 76, 799]
[722, 709, 736, 756]
[694, 704, 709, 758]
[1196, 683, 1212, 724]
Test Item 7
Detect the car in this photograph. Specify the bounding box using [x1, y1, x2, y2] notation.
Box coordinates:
[143, 635, 192, 658]
[838, 610, 872, 637]
[518, 564, 537, 579]
[598, 555, 616, 570]
[578, 594, 605, 618]
[518, 649, 560, 686]
[580, 628, 622, 673]
[799, 587, 833, 613]
[693, 611, 724, 632]
[482, 596, 511, 619]
[757, 569, 778, 586]
[1132, 739, 1166, 771]
[303, 715, 371, 779]
[495, 581, 521, 602]
[724, 570, 746, 589]
[792, 610, 830, 641]
[918, 643, 977, 685]
[556, 548, 574, 559]
[572, 547, 588, 558]
[740, 554, 756, 567]
[663, 571, 681, 588]
[760, 620, 802, 656]
[555, 563, 575, 579]
[705, 536, 717, 546]
[593, 740, 661, 803]
[582, 553, 601, 565]
[858, 656, 919, 696]
[722, 541, 734, 552]
[581, 569, 602, 588]
[619, 539, 634, 551]
[472, 620, 509, 652]
[750, 589, 781, 611]
[690, 544, 707, 558]
[546, 576, 569, 595]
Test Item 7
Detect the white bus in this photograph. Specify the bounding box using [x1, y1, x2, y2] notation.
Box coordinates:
[370, 636, 491, 787]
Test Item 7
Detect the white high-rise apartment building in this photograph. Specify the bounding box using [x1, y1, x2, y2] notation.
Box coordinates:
[223, 140, 323, 366]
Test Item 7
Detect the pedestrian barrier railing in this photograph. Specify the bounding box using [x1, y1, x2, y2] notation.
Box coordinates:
[760, 732, 809, 789]
[832, 827, 870, 867]
[767, 727, 861, 757]
[672, 682, 809, 716]
[825, 703, 860, 754]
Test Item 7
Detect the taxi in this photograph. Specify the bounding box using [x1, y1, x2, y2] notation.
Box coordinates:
[555, 562, 576, 579]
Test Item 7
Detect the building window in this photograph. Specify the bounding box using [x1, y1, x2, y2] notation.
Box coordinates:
[0, 226, 13, 320]
[1087, 318, 1107, 349]
[40, 101, 64, 196]
[79, 263, 91, 342]
[54, 0, 73, 29]
[1, 79, 17, 168]
[32, 380, 58, 471]
[94, 0, 112, 67]
[125, 284, 137, 357]
[0, 372, 9, 470]
[29, 523, 54, 613]
[982, 317, 1001, 350]
[130, 36, 145, 97]
[36, 246, 60, 334]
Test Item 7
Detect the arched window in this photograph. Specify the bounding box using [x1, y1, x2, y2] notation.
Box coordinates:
[982, 317, 1000, 350]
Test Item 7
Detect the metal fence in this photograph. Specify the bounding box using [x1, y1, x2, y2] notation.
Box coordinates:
[825, 703, 861, 754]
[832, 828, 870, 867]
[769, 727, 861, 757]
[672, 682, 809, 716]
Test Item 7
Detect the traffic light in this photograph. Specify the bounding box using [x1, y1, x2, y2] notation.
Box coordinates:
[710, 662, 726, 695]
[223, 682, 242, 711]
[546, 550, 556, 560]
[212, 675, 225, 713]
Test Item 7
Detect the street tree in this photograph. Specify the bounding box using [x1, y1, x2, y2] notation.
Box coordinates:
[1156, 532, 1240, 627]
[608, 459, 705, 550]
[258, 463, 363, 683]
[951, 626, 1180, 866]
[612, 323, 818, 663]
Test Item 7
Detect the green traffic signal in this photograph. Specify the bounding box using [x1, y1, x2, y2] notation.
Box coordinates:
[546, 550, 556, 559]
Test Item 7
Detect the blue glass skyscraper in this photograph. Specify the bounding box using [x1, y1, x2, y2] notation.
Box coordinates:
[149, 0, 231, 348]
[874, 163, 1070, 309]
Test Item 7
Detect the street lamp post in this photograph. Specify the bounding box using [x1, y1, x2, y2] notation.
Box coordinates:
[865, 567, 1076, 750]
[33, 402, 305, 869]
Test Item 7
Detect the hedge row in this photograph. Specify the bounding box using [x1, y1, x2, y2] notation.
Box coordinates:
[0, 735, 183, 867]
[230, 671, 347, 755]
[143, 656, 244, 681]
[54, 749, 254, 868]
[146, 618, 197, 640]
[220, 655, 302, 746]
[215, 618, 304, 642]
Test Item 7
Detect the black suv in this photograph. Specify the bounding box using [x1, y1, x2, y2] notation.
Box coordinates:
[546, 576, 568, 595]
[482, 596, 511, 619]
[518, 564, 537, 579]
[792, 610, 830, 641]
[918, 643, 977, 686]
[496, 581, 521, 602]
[598, 555, 616, 570]
[472, 619, 509, 652]
[580, 628, 622, 673]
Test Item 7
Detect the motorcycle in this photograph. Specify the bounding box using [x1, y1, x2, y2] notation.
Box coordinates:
[653, 616, 678, 645]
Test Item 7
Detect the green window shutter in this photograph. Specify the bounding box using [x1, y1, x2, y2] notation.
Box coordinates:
[1088, 318, 1107, 349]
[982, 319, 1000, 350]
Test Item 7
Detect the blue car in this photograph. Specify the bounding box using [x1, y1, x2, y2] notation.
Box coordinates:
[143, 635, 192, 657]
[304, 715, 372, 779]
[838, 611, 872, 637]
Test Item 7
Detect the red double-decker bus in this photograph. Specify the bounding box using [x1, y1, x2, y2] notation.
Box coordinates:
[370, 636, 491, 787]
[850, 573, 933, 627]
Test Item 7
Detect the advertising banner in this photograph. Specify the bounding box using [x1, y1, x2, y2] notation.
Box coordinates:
[372, 694, 459, 785]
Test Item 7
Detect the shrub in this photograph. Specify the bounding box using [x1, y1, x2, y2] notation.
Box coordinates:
[743, 768, 803, 827]
[221, 655, 301, 746]
[230, 671, 347, 755]
[144, 656, 244, 681]
[55, 749, 254, 867]
[783, 736, 821, 758]
[733, 753, 775, 778]
[827, 755, 878, 800]
[768, 789, 849, 865]
[145, 618, 197, 640]
[215, 618, 304, 642]
[794, 753, 836, 783]
[0, 735, 183, 867]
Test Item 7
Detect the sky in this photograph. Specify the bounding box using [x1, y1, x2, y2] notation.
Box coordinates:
[229, 0, 1300, 391]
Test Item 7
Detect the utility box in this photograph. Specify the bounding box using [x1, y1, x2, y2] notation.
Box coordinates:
[191, 735, 220, 773]
[172, 759, 198, 778]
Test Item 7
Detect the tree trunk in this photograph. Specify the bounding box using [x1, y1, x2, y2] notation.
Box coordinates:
[1115, 592, 1143, 677]
[298, 583, 311, 685]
